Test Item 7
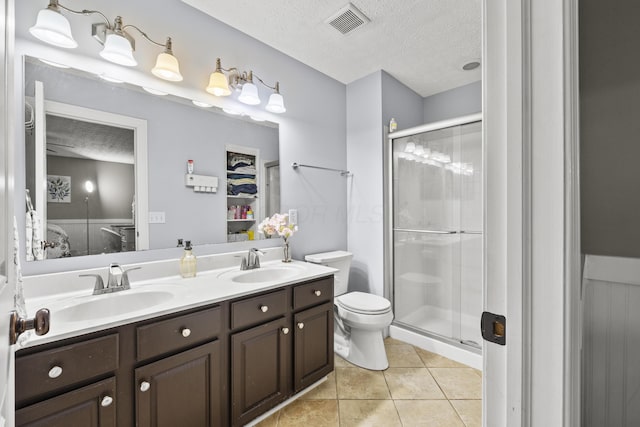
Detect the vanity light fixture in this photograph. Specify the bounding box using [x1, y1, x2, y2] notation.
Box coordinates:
[142, 87, 168, 96]
[29, 0, 77, 48]
[98, 74, 124, 84]
[30, 0, 183, 81]
[38, 58, 70, 68]
[192, 100, 213, 108]
[206, 57, 286, 113]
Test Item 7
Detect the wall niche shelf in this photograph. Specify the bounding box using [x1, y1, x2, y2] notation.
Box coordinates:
[226, 146, 259, 243]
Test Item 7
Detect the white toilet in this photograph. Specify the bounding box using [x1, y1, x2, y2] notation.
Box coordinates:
[305, 250, 394, 370]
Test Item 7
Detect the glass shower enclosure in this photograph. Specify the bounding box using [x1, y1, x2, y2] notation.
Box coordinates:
[386, 114, 483, 350]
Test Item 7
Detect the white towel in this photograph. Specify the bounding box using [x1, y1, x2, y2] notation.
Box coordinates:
[25, 210, 44, 261]
[13, 216, 27, 318]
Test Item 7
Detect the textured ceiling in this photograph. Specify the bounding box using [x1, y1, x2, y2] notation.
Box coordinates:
[181, 0, 481, 97]
[45, 115, 134, 164]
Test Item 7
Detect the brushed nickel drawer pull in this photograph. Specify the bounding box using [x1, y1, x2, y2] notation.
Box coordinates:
[181, 328, 191, 338]
[48, 366, 63, 379]
[101, 396, 113, 407]
[297, 322, 304, 330]
[140, 381, 151, 392]
[314, 290, 322, 296]
[282, 327, 290, 335]
[260, 305, 269, 313]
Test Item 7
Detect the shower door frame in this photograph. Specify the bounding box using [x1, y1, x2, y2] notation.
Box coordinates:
[383, 112, 483, 352]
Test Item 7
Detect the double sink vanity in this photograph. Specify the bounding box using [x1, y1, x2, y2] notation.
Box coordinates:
[15, 249, 336, 426]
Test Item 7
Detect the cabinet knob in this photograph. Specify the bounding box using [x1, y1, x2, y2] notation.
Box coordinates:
[260, 305, 269, 313]
[282, 327, 289, 335]
[297, 322, 305, 330]
[101, 396, 113, 407]
[314, 290, 322, 297]
[140, 381, 151, 392]
[48, 366, 63, 379]
[181, 328, 191, 338]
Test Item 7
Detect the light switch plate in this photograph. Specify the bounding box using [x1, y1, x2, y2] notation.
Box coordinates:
[288, 209, 298, 225]
[149, 211, 166, 224]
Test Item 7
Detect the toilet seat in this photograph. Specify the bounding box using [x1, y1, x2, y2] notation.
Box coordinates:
[336, 292, 391, 315]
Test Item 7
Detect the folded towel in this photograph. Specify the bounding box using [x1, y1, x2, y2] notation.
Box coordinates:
[13, 216, 27, 318]
[228, 178, 256, 186]
[25, 210, 44, 261]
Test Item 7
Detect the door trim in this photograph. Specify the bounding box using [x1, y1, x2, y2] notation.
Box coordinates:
[563, 0, 581, 424]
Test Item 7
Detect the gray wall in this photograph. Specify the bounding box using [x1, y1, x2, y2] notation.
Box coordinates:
[423, 81, 481, 124]
[47, 156, 134, 220]
[346, 70, 423, 297]
[580, 0, 640, 258]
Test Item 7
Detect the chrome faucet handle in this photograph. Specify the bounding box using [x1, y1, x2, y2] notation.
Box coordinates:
[107, 263, 125, 288]
[248, 248, 264, 269]
[240, 256, 248, 271]
[79, 274, 105, 295]
[120, 267, 142, 290]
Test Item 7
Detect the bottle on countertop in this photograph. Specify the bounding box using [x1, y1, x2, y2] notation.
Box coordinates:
[177, 238, 184, 247]
[187, 160, 194, 174]
[179, 240, 197, 278]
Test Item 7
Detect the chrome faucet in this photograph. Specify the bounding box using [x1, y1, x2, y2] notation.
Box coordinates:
[240, 248, 265, 270]
[80, 263, 141, 295]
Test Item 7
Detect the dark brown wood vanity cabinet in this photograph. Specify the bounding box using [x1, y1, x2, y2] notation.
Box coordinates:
[15, 274, 334, 427]
[134, 305, 225, 427]
[15, 304, 227, 427]
[230, 276, 334, 426]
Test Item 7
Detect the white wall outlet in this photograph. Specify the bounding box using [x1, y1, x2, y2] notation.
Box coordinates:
[149, 211, 166, 224]
[288, 209, 298, 225]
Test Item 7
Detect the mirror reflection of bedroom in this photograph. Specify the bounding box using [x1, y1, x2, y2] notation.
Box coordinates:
[25, 105, 135, 259]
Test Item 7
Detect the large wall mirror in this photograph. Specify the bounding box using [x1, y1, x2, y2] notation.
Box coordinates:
[21, 56, 280, 263]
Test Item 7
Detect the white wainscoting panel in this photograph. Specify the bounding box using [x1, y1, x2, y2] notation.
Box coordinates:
[583, 255, 640, 427]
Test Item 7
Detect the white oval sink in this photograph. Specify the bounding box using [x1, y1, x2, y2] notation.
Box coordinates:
[54, 287, 177, 323]
[218, 264, 304, 284]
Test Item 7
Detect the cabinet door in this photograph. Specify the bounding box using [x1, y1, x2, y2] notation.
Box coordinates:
[294, 302, 334, 392]
[135, 340, 223, 427]
[231, 316, 291, 426]
[16, 377, 116, 427]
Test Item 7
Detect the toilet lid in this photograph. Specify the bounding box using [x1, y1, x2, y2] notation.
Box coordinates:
[336, 292, 391, 315]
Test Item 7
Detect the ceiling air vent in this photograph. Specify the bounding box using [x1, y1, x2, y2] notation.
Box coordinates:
[326, 3, 370, 35]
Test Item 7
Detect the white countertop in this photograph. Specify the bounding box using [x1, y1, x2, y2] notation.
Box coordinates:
[20, 254, 336, 349]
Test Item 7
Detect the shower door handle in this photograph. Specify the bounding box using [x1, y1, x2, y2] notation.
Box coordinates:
[481, 311, 506, 345]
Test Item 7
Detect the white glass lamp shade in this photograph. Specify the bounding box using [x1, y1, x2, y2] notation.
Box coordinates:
[152, 52, 183, 82]
[206, 71, 231, 97]
[265, 93, 286, 113]
[404, 142, 415, 153]
[29, 7, 78, 49]
[84, 181, 94, 193]
[100, 33, 137, 67]
[238, 82, 261, 105]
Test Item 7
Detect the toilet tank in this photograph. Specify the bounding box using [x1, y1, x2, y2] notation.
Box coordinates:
[305, 250, 353, 296]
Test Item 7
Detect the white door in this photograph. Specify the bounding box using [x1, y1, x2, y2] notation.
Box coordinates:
[483, 0, 576, 425]
[1, 0, 16, 422]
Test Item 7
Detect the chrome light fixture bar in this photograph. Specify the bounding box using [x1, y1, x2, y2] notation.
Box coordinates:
[206, 57, 286, 114]
[29, 0, 183, 82]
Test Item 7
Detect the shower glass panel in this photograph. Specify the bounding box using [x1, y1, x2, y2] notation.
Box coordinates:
[391, 119, 482, 349]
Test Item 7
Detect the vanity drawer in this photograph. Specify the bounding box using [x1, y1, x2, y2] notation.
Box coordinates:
[136, 305, 222, 361]
[231, 289, 287, 330]
[16, 333, 119, 405]
[293, 276, 333, 311]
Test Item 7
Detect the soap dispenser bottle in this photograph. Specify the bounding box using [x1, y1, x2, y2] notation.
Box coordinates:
[179, 240, 197, 278]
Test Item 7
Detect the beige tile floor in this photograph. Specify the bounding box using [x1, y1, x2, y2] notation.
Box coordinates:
[256, 337, 482, 427]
